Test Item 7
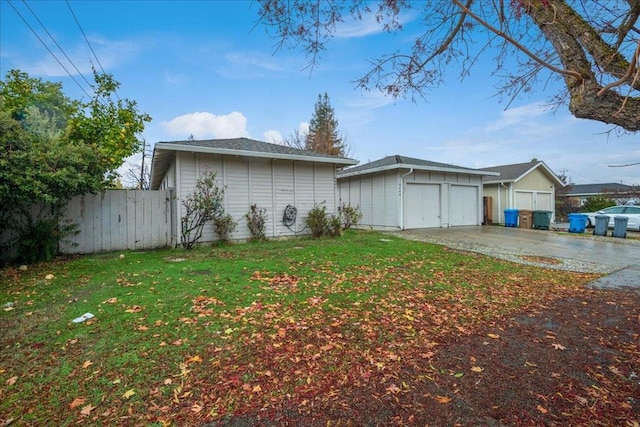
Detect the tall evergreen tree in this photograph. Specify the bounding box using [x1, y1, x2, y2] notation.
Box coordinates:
[305, 93, 347, 157]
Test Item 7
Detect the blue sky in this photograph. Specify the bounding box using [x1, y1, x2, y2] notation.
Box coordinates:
[1, 0, 639, 186]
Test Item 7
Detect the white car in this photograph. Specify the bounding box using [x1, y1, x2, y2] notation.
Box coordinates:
[584, 205, 640, 231]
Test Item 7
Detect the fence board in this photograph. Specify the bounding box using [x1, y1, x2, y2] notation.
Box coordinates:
[59, 189, 176, 254]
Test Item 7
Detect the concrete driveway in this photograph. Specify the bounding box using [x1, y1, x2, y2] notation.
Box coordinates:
[392, 226, 640, 289]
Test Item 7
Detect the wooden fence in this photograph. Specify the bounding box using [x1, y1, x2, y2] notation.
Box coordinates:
[61, 190, 177, 254]
[1, 190, 176, 257]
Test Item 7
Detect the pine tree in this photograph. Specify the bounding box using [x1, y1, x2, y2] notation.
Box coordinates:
[305, 93, 346, 156]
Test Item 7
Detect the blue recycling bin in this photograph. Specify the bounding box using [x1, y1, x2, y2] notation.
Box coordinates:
[568, 213, 587, 233]
[504, 209, 519, 228]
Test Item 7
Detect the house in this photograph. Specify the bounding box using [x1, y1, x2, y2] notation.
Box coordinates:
[481, 160, 564, 224]
[565, 183, 638, 207]
[150, 138, 358, 242]
[336, 155, 499, 229]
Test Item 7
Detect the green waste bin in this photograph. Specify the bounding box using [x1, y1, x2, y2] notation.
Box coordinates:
[532, 210, 552, 230]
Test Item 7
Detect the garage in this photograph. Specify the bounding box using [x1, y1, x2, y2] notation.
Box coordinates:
[337, 155, 498, 230]
[515, 190, 553, 211]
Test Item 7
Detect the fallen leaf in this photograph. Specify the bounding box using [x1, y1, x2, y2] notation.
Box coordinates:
[80, 404, 95, 415]
[163, 378, 173, 385]
[471, 366, 484, 373]
[252, 384, 262, 393]
[191, 403, 203, 413]
[436, 395, 452, 404]
[103, 298, 118, 304]
[125, 305, 143, 313]
[487, 333, 500, 339]
[69, 397, 86, 409]
[6, 375, 18, 386]
[136, 325, 149, 331]
[45, 274, 55, 280]
[552, 343, 566, 351]
[187, 355, 203, 363]
[82, 360, 93, 369]
[122, 389, 135, 399]
[536, 404, 548, 414]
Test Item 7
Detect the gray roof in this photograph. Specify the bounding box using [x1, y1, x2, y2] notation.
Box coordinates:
[337, 155, 499, 178]
[151, 138, 358, 190]
[566, 183, 635, 196]
[481, 160, 565, 186]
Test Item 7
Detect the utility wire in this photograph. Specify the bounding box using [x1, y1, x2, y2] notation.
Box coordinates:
[6, 0, 93, 99]
[21, 0, 94, 90]
[65, 0, 106, 75]
[65, 0, 121, 100]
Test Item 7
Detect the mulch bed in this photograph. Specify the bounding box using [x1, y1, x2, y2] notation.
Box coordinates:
[208, 286, 640, 426]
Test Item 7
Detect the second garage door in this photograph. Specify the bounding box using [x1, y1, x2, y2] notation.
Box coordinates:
[450, 185, 479, 226]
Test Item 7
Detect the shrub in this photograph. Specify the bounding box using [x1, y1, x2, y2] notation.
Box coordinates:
[245, 204, 267, 240]
[327, 214, 342, 237]
[581, 195, 614, 213]
[305, 204, 329, 237]
[181, 171, 223, 249]
[338, 203, 362, 229]
[213, 213, 237, 243]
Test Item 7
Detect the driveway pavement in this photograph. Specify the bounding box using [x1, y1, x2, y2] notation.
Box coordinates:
[391, 225, 640, 290]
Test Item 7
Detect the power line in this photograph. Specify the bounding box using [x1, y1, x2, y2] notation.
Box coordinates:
[6, 0, 93, 99]
[65, 0, 120, 100]
[21, 0, 94, 90]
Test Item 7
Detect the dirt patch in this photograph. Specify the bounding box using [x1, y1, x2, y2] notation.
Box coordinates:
[208, 287, 640, 426]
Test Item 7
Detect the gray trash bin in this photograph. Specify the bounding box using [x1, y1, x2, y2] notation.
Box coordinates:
[612, 216, 628, 238]
[593, 215, 609, 236]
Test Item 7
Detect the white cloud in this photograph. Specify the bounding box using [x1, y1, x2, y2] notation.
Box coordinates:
[225, 51, 284, 71]
[263, 130, 284, 144]
[297, 122, 310, 134]
[160, 111, 249, 139]
[483, 102, 549, 133]
[335, 11, 414, 38]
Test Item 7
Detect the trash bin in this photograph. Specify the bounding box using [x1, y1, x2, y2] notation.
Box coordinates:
[612, 216, 628, 238]
[533, 210, 552, 230]
[593, 215, 609, 236]
[504, 209, 519, 228]
[568, 213, 587, 233]
[518, 209, 533, 229]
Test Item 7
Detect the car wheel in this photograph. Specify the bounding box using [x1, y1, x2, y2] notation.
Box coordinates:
[585, 218, 591, 228]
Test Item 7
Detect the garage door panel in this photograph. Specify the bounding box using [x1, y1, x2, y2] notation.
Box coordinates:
[450, 185, 479, 226]
[404, 184, 440, 229]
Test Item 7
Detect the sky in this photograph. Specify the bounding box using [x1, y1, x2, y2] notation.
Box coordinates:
[1, 0, 639, 187]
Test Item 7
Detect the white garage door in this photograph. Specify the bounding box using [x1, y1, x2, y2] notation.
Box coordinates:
[404, 183, 441, 229]
[536, 192, 552, 211]
[450, 185, 479, 226]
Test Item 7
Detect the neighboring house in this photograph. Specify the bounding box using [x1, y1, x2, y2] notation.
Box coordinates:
[482, 160, 564, 224]
[337, 155, 499, 230]
[565, 183, 638, 207]
[150, 138, 358, 242]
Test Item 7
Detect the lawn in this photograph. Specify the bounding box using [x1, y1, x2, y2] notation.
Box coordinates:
[0, 230, 612, 425]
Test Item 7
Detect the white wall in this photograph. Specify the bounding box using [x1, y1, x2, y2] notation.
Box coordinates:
[172, 152, 339, 242]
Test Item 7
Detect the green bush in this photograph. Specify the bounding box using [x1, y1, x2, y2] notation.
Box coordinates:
[213, 213, 237, 243]
[327, 214, 342, 237]
[245, 204, 267, 240]
[581, 195, 614, 213]
[305, 204, 329, 237]
[338, 203, 362, 229]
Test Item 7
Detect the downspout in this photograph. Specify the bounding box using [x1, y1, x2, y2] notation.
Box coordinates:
[500, 182, 508, 223]
[398, 168, 414, 229]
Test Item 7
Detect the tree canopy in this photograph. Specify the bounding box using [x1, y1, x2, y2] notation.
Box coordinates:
[0, 69, 150, 263]
[257, 0, 640, 131]
[284, 93, 348, 156]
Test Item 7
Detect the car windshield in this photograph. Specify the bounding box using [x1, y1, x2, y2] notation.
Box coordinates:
[602, 207, 625, 214]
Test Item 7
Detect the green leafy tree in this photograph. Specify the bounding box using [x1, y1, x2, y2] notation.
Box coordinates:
[257, 1, 640, 131]
[0, 69, 150, 264]
[305, 93, 348, 157]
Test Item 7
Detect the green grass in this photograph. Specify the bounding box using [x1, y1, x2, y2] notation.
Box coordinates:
[0, 230, 598, 425]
